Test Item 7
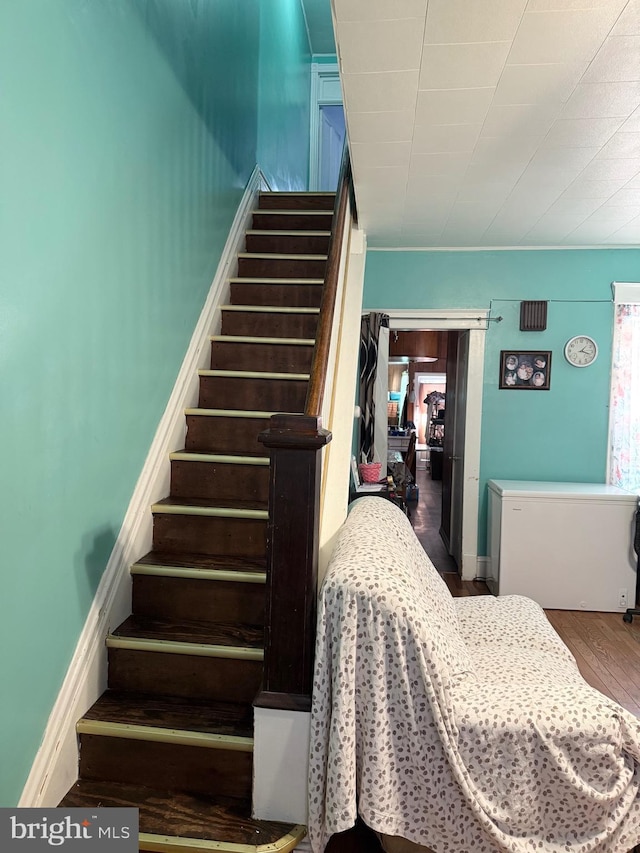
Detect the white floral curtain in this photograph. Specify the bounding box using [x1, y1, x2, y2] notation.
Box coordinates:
[609, 289, 640, 493]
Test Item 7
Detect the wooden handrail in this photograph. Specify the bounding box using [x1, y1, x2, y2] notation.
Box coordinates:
[256, 146, 354, 711]
[305, 146, 352, 418]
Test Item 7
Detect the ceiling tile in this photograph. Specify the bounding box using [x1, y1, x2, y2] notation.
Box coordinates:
[529, 146, 601, 169]
[351, 165, 409, 192]
[483, 210, 543, 238]
[438, 227, 493, 247]
[524, 213, 591, 242]
[409, 150, 473, 175]
[580, 157, 640, 179]
[611, 0, 640, 36]
[443, 201, 504, 227]
[543, 117, 625, 147]
[582, 35, 640, 82]
[481, 224, 531, 244]
[338, 19, 424, 73]
[494, 62, 587, 105]
[604, 215, 640, 242]
[348, 111, 416, 143]
[403, 197, 459, 223]
[419, 42, 511, 89]
[405, 173, 463, 195]
[412, 123, 482, 153]
[334, 0, 640, 248]
[415, 88, 495, 124]
[563, 221, 617, 243]
[504, 185, 572, 212]
[342, 71, 420, 112]
[547, 196, 609, 216]
[562, 82, 640, 119]
[607, 186, 640, 205]
[622, 107, 640, 131]
[582, 204, 640, 223]
[599, 131, 640, 158]
[471, 134, 543, 166]
[350, 141, 412, 169]
[399, 229, 446, 247]
[368, 232, 405, 248]
[527, 0, 627, 10]
[561, 177, 628, 197]
[456, 175, 515, 202]
[508, 8, 622, 64]
[333, 0, 428, 21]
[424, 0, 526, 44]
[481, 103, 561, 137]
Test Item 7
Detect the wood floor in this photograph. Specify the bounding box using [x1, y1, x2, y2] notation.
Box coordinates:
[412, 467, 640, 719]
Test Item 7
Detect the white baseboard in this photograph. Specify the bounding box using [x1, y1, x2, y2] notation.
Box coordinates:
[19, 166, 262, 808]
[475, 556, 489, 581]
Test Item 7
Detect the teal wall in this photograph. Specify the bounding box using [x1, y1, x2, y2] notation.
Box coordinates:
[0, 0, 311, 807]
[258, 0, 312, 190]
[364, 249, 640, 552]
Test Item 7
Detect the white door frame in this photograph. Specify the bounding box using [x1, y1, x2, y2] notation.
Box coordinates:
[371, 308, 487, 580]
[309, 62, 342, 191]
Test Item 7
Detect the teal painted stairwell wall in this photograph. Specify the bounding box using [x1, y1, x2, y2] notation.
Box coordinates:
[0, 0, 311, 806]
[364, 249, 640, 554]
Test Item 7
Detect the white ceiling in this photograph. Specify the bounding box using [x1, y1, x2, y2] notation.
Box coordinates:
[330, 0, 640, 248]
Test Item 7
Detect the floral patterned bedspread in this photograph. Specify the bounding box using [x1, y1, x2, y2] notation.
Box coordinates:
[308, 497, 640, 853]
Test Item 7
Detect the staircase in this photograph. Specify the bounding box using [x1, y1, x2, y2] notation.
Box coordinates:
[60, 190, 336, 852]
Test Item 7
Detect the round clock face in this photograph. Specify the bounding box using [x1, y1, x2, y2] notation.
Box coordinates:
[564, 335, 598, 367]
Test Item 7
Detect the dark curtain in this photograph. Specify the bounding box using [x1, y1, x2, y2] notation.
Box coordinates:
[359, 312, 389, 463]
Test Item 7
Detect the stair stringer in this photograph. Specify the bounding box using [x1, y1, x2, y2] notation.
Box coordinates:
[19, 165, 264, 809]
[251, 212, 367, 827]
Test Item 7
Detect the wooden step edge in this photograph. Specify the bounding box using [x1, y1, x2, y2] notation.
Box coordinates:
[106, 636, 264, 661]
[184, 407, 302, 419]
[246, 229, 331, 236]
[253, 207, 333, 210]
[198, 369, 310, 381]
[139, 824, 306, 853]
[169, 452, 270, 466]
[221, 305, 320, 314]
[151, 503, 268, 520]
[238, 253, 328, 261]
[131, 564, 267, 584]
[229, 277, 324, 285]
[77, 719, 254, 752]
[210, 335, 315, 346]
[260, 190, 335, 196]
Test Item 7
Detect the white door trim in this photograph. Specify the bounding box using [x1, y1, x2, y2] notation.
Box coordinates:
[367, 308, 488, 579]
[309, 62, 341, 191]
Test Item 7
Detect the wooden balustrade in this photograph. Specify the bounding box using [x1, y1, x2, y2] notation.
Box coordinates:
[256, 149, 352, 711]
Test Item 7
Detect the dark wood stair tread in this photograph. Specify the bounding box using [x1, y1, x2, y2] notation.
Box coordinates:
[135, 551, 266, 574]
[154, 496, 268, 512]
[82, 690, 253, 737]
[60, 780, 302, 847]
[112, 615, 263, 649]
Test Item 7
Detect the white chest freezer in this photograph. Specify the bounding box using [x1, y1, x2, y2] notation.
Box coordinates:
[486, 480, 639, 611]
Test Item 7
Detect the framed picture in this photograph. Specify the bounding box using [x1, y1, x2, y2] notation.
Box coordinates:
[500, 350, 551, 390]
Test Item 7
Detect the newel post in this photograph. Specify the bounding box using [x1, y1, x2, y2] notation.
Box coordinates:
[256, 413, 331, 711]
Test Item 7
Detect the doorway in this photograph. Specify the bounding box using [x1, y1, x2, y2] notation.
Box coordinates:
[309, 62, 343, 191]
[318, 105, 345, 191]
[384, 310, 488, 580]
[388, 331, 456, 572]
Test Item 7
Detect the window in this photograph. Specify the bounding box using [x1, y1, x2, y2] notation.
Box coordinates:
[609, 283, 640, 493]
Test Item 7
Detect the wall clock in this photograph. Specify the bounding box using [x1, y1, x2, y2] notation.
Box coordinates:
[564, 335, 598, 367]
